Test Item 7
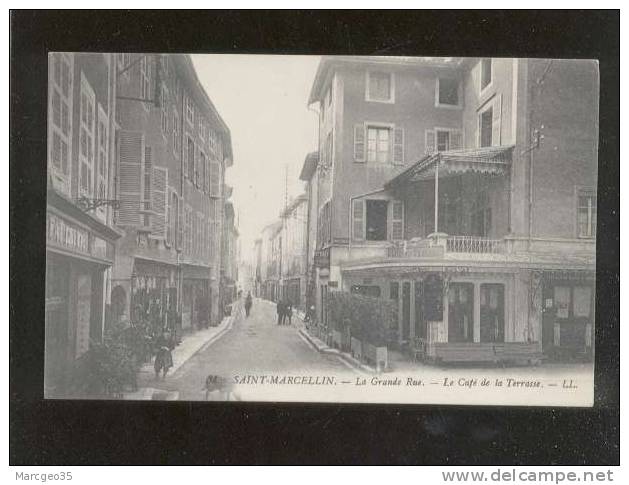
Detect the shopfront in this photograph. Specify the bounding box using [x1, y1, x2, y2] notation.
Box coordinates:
[182, 265, 211, 331]
[541, 270, 595, 361]
[45, 191, 121, 397]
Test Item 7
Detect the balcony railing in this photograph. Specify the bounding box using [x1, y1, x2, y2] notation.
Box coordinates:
[445, 235, 504, 254]
[388, 234, 505, 259]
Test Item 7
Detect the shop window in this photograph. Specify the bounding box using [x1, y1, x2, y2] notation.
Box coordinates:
[448, 283, 474, 343]
[553, 285, 592, 320]
[480, 284, 505, 343]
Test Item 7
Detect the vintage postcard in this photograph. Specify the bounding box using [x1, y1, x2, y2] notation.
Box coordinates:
[44, 54, 597, 406]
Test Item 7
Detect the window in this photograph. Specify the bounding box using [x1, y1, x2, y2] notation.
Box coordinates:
[352, 199, 404, 242]
[367, 126, 390, 163]
[185, 94, 194, 125]
[143, 146, 152, 227]
[553, 285, 593, 320]
[480, 284, 505, 343]
[48, 53, 73, 194]
[172, 111, 180, 155]
[79, 74, 95, 198]
[577, 189, 597, 238]
[480, 58, 492, 92]
[95, 106, 109, 221]
[139, 55, 151, 107]
[199, 117, 206, 142]
[160, 86, 168, 135]
[366, 71, 394, 103]
[479, 107, 493, 147]
[324, 132, 333, 167]
[437, 78, 459, 106]
[186, 137, 195, 181]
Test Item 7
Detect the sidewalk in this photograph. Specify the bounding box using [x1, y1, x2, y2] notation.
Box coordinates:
[124, 311, 237, 400]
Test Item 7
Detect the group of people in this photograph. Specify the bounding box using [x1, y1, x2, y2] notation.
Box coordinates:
[276, 299, 293, 326]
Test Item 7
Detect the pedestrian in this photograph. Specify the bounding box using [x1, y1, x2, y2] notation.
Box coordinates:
[277, 300, 285, 325]
[153, 330, 174, 380]
[285, 299, 293, 325]
[244, 291, 253, 318]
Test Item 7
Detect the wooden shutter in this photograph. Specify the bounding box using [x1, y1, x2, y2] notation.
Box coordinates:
[183, 136, 189, 179]
[117, 130, 144, 226]
[492, 94, 502, 147]
[450, 130, 463, 150]
[151, 167, 168, 238]
[393, 127, 404, 164]
[352, 199, 365, 241]
[425, 130, 436, 155]
[177, 196, 183, 250]
[353, 124, 365, 162]
[389, 200, 404, 241]
[209, 160, 220, 197]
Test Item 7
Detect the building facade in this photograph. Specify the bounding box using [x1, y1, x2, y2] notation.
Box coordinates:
[305, 56, 597, 363]
[221, 199, 240, 309]
[279, 194, 309, 309]
[45, 53, 123, 397]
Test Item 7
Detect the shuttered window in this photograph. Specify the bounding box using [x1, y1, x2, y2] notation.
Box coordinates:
[79, 74, 96, 198]
[393, 127, 404, 164]
[425, 130, 436, 155]
[48, 53, 73, 195]
[491, 94, 502, 147]
[151, 167, 168, 239]
[95, 105, 109, 222]
[478, 94, 502, 148]
[353, 124, 365, 162]
[143, 146, 152, 226]
[352, 199, 365, 241]
[390, 201, 404, 241]
[117, 131, 144, 226]
[209, 160, 220, 197]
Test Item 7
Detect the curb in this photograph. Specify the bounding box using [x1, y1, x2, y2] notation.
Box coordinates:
[175, 314, 236, 373]
[298, 328, 374, 374]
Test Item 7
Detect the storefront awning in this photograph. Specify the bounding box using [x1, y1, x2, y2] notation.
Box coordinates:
[385, 145, 514, 189]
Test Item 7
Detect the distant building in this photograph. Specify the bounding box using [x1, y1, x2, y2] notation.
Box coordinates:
[279, 194, 309, 309]
[260, 220, 283, 302]
[305, 56, 597, 363]
[221, 199, 239, 308]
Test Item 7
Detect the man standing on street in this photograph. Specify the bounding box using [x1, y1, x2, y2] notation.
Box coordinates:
[277, 300, 285, 325]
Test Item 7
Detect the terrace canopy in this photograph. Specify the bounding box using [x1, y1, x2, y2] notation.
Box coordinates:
[384, 145, 514, 234]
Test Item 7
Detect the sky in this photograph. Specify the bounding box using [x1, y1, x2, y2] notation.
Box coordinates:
[191, 54, 321, 262]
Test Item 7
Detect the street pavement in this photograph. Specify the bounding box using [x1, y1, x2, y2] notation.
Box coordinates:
[136, 298, 353, 401]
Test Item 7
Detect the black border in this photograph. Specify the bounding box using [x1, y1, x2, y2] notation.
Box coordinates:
[10, 10, 619, 465]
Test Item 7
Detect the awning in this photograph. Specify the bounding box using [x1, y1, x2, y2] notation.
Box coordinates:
[385, 145, 514, 189]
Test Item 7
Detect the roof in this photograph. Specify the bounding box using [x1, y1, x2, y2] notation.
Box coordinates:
[280, 193, 308, 218]
[308, 56, 465, 105]
[299, 151, 319, 181]
[385, 146, 514, 190]
[174, 55, 234, 165]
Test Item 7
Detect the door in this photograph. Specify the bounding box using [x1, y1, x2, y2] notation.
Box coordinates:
[401, 282, 411, 342]
[414, 280, 426, 339]
[448, 283, 474, 342]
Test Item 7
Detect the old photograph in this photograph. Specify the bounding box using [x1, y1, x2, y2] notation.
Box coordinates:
[44, 53, 598, 406]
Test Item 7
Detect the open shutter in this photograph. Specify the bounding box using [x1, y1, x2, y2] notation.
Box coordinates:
[425, 130, 436, 155]
[209, 160, 220, 197]
[352, 199, 365, 241]
[353, 124, 365, 162]
[492, 94, 502, 147]
[389, 201, 404, 241]
[450, 130, 463, 150]
[177, 195, 183, 250]
[393, 127, 404, 164]
[117, 130, 144, 226]
[151, 167, 168, 238]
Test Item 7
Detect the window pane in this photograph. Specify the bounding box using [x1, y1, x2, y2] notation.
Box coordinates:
[437, 131, 449, 151]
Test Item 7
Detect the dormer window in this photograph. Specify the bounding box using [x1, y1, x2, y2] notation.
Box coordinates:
[366, 71, 394, 103]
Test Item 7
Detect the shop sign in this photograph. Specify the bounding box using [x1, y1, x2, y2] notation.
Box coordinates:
[47, 213, 89, 254]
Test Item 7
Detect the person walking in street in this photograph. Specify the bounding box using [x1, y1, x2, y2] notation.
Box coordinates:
[244, 291, 253, 318]
[277, 300, 285, 325]
[153, 330, 174, 380]
[285, 299, 293, 325]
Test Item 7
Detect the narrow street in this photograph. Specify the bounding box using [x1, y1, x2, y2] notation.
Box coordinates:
[137, 298, 354, 400]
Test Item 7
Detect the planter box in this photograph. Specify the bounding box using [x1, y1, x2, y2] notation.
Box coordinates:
[350, 337, 363, 361]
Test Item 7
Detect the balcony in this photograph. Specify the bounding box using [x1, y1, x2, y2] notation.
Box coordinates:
[387, 233, 505, 260]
